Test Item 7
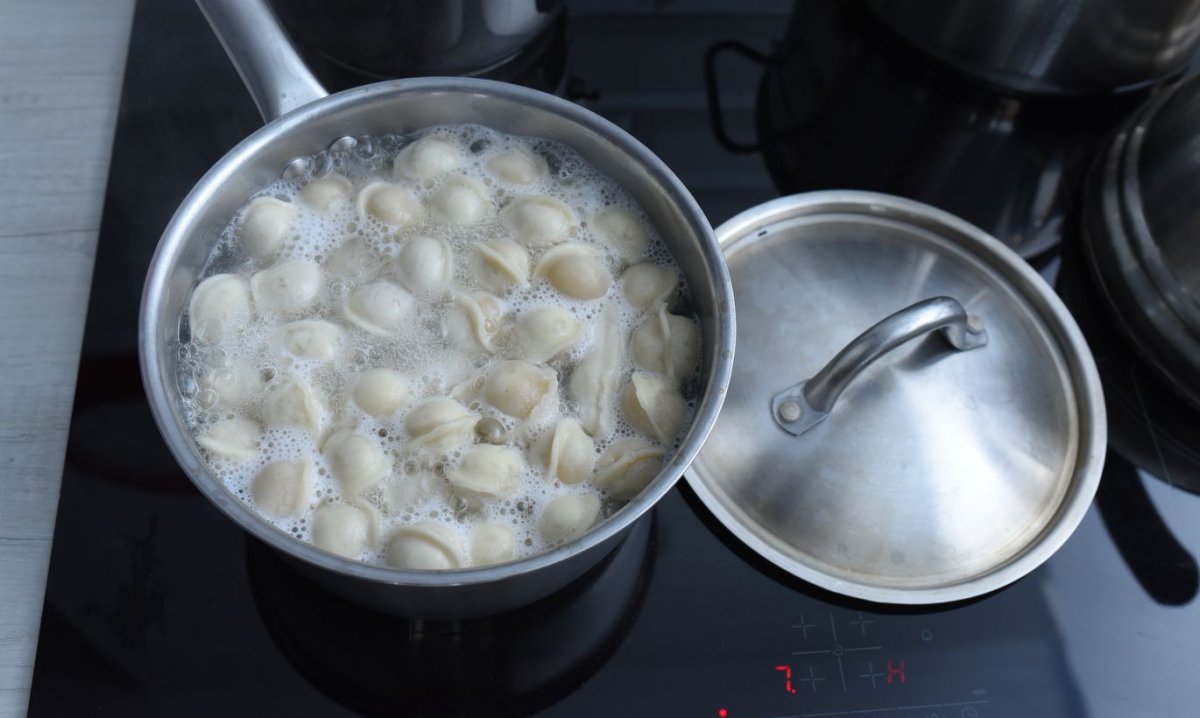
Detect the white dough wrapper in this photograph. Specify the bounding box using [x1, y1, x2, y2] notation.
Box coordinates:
[299, 174, 353, 214]
[621, 263, 677, 310]
[385, 521, 465, 569]
[343, 280, 414, 337]
[471, 522, 517, 566]
[251, 459, 311, 518]
[394, 136, 461, 180]
[510, 305, 580, 363]
[539, 494, 601, 544]
[250, 259, 322, 315]
[446, 444, 525, 503]
[630, 305, 700, 383]
[323, 429, 392, 497]
[592, 207, 649, 265]
[277, 319, 344, 360]
[532, 417, 595, 485]
[352, 368, 411, 417]
[486, 149, 545, 185]
[239, 196, 296, 262]
[471, 239, 530, 293]
[312, 503, 376, 558]
[483, 359, 558, 421]
[428, 174, 493, 225]
[620, 372, 687, 444]
[533, 242, 611, 300]
[197, 417, 261, 461]
[189, 274, 251, 343]
[592, 438, 665, 499]
[262, 376, 325, 436]
[357, 181, 424, 227]
[501, 195, 574, 249]
[569, 305, 624, 437]
[395, 236, 453, 295]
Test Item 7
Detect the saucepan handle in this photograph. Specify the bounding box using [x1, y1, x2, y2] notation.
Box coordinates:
[772, 296, 987, 436]
[194, 0, 328, 123]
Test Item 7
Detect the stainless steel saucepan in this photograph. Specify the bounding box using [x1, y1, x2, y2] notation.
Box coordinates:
[139, 0, 735, 617]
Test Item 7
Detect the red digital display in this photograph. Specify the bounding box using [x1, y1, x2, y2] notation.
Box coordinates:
[886, 659, 906, 685]
[775, 665, 797, 694]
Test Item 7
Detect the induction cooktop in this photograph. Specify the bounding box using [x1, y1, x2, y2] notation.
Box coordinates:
[28, 1, 1200, 716]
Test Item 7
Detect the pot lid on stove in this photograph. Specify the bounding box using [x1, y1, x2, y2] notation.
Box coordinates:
[686, 191, 1106, 604]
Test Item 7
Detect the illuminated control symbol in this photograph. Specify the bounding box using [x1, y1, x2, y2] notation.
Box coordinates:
[886, 659, 906, 685]
[775, 665, 796, 694]
[717, 709, 729, 718]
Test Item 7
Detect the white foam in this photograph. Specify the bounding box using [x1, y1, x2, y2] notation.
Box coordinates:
[179, 124, 699, 567]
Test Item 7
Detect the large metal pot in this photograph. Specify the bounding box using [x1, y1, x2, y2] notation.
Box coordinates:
[139, 0, 734, 617]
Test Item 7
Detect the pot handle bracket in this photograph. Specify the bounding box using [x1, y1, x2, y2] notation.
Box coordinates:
[195, 0, 329, 123]
[771, 296, 987, 436]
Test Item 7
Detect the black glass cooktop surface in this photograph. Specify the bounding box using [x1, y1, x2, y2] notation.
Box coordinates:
[29, 1, 1200, 716]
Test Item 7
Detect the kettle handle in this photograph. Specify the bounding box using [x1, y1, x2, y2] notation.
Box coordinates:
[194, 0, 328, 123]
[772, 296, 987, 436]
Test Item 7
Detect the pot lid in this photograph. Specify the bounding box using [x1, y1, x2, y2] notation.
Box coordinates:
[686, 191, 1106, 605]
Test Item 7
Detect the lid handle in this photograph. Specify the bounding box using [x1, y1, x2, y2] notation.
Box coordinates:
[771, 297, 987, 436]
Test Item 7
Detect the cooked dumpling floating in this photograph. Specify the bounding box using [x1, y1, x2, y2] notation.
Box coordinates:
[197, 418, 261, 461]
[324, 238, 377, 281]
[405, 398, 477, 455]
[539, 494, 601, 544]
[239, 197, 296, 262]
[189, 274, 251, 343]
[621, 372, 687, 444]
[395, 236, 452, 295]
[446, 444, 525, 503]
[262, 376, 324, 435]
[323, 429, 392, 497]
[277, 319, 343, 360]
[630, 305, 700, 382]
[443, 291, 504, 353]
[501, 195, 574, 249]
[510, 306, 580, 363]
[533, 242, 612, 300]
[471, 239, 530, 293]
[352, 368, 411, 417]
[569, 306, 624, 437]
[484, 360, 558, 421]
[386, 521, 465, 570]
[394, 136, 461, 180]
[343, 280, 414, 337]
[621, 263, 676, 309]
[471, 522, 516, 566]
[429, 174, 492, 225]
[532, 417, 595, 485]
[198, 359, 263, 410]
[312, 503, 375, 558]
[357, 181, 424, 227]
[299, 174, 353, 214]
[250, 259, 322, 315]
[593, 207, 649, 264]
[592, 438, 665, 499]
[251, 460, 311, 518]
[487, 149, 545, 185]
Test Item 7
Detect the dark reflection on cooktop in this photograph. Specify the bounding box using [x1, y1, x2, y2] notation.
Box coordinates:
[245, 518, 654, 718]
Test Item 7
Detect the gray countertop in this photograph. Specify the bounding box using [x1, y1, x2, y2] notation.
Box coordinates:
[0, 0, 134, 714]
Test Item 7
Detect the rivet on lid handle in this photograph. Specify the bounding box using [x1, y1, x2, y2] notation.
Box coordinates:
[771, 296, 988, 436]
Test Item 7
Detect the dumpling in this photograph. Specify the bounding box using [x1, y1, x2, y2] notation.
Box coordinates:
[198, 359, 263, 409]
[262, 376, 324, 435]
[299, 175, 353, 214]
[312, 503, 375, 558]
[343, 280, 414, 337]
[471, 522, 516, 566]
[483, 360, 558, 420]
[569, 306, 624, 436]
[443, 291, 504, 352]
[324, 238, 377, 281]
[446, 444, 524, 502]
[621, 263, 676, 309]
[592, 438, 664, 499]
[357, 181, 424, 227]
[621, 372, 687, 444]
[189, 274, 251, 343]
[486, 149, 545, 185]
[394, 136, 461, 180]
[239, 197, 296, 261]
[510, 306, 580, 362]
[323, 429, 392, 497]
[539, 494, 601, 544]
[249, 259, 322, 315]
[532, 243, 612, 300]
[532, 417, 595, 484]
[630, 305, 700, 382]
[429, 175, 492, 225]
[251, 459, 311, 517]
[405, 398, 477, 455]
[352, 368, 411, 417]
[501, 196, 574, 249]
[471, 239, 530, 292]
[197, 418, 261, 461]
[593, 207, 649, 264]
[386, 521, 465, 570]
[278, 320, 343, 360]
[396, 236, 452, 294]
